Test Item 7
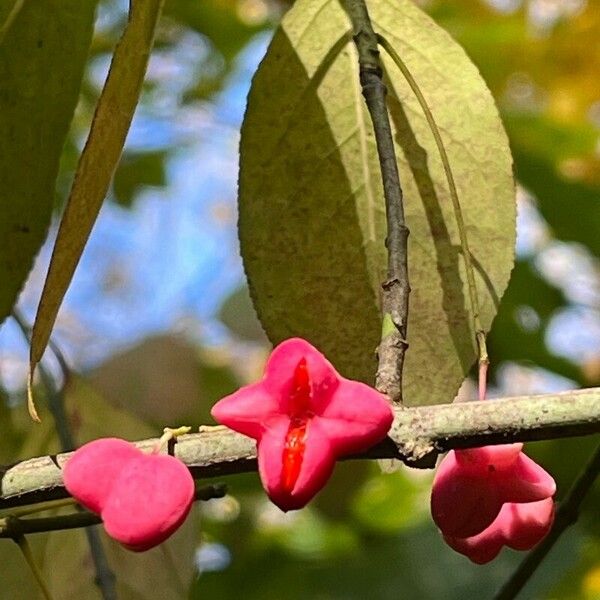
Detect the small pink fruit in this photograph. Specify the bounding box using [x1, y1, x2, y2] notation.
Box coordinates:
[64, 438, 195, 551]
[443, 498, 555, 564]
[430, 444, 556, 563]
[211, 338, 394, 511]
[62, 438, 141, 514]
[431, 444, 556, 539]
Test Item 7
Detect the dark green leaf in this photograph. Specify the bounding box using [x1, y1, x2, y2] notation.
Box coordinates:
[487, 260, 583, 384]
[113, 150, 168, 208]
[0, 0, 97, 323]
[30, 0, 165, 392]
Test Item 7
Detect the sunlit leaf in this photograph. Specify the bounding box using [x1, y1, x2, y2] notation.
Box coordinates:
[0, 0, 96, 323]
[239, 0, 515, 405]
[29, 0, 165, 394]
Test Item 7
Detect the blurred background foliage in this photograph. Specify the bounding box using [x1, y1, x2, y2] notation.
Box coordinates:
[0, 0, 599, 598]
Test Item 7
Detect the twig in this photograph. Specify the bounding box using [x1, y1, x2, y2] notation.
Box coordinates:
[13, 534, 54, 600]
[1, 389, 598, 512]
[12, 311, 118, 600]
[494, 443, 600, 600]
[0, 498, 76, 519]
[376, 34, 489, 399]
[343, 0, 410, 404]
[0, 484, 227, 538]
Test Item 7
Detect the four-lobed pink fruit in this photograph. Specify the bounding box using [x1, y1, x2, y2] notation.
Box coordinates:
[211, 338, 394, 512]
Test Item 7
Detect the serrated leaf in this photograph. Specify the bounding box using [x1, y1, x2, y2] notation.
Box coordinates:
[29, 0, 164, 387]
[0, 0, 96, 324]
[238, 0, 515, 405]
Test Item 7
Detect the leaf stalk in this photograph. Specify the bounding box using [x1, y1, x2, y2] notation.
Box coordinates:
[376, 34, 489, 400]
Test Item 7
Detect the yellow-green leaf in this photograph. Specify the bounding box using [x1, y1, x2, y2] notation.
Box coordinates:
[0, 0, 96, 324]
[238, 0, 515, 405]
[29, 0, 165, 410]
[42, 512, 198, 599]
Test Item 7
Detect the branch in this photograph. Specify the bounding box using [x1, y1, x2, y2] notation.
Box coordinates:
[12, 311, 117, 600]
[494, 442, 600, 600]
[1, 389, 598, 514]
[343, 0, 410, 404]
[0, 484, 227, 539]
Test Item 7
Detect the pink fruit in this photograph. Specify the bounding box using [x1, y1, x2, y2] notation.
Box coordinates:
[444, 498, 555, 564]
[431, 444, 555, 539]
[211, 337, 394, 511]
[63, 438, 141, 514]
[431, 444, 556, 563]
[64, 438, 194, 551]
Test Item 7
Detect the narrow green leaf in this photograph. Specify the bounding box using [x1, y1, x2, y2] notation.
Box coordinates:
[0, 0, 96, 324]
[238, 0, 515, 405]
[29, 0, 165, 419]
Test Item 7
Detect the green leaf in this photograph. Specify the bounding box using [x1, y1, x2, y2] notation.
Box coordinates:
[29, 0, 165, 398]
[238, 0, 515, 405]
[513, 146, 600, 259]
[219, 286, 268, 343]
[487, 260, 583, 385]
[113, 150, 168, 208]
[16, 376, 156, 461]
[0, 0, 96, 324]
[351, 467, 431, 533]
[0, 377, 195, 598]
[0, 518, 197, 599]
[42, 518, 198, 599]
